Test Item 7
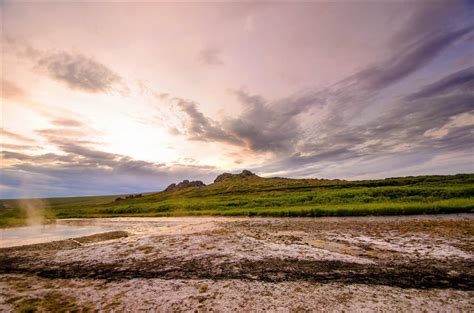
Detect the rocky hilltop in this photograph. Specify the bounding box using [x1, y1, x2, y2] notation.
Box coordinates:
[164, 170, 258, 192]
[164, 180, 206, 192]
[214, 170, 258, 183]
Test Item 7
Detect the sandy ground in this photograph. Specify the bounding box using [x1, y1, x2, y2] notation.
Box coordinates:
[0, 214, 473, 312]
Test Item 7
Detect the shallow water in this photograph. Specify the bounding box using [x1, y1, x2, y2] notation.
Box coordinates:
[1, 214, 472, 249]
[0, 217, 211, 248]
[0, 222, 124, 248]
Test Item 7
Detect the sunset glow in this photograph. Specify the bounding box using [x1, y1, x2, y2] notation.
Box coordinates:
[1, 1, 473, 197]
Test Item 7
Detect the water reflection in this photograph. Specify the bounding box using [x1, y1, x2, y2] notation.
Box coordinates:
[0, 221, 121, 248]
[0, 217, 226, 248]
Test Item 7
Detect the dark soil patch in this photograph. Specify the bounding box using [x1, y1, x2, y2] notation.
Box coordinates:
[1, 255, 472, 290]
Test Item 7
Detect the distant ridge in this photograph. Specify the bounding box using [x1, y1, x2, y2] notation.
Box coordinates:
[214, 170, 258, 183]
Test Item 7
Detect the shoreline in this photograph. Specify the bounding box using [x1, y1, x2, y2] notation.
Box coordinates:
[1, 214, 473, 311]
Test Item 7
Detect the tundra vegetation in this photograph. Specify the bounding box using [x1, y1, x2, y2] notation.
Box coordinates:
[0, 172, 473, 227]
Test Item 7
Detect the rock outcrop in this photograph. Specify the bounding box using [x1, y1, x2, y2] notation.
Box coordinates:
[114, 194, 143, 202]
[164, 180, 206, 192]
[164, 170, 258, 192]
[214, 170, 257, 183]
[214, 173, 232, 183]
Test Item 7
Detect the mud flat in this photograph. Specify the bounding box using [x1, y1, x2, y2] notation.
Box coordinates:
[0, 215, 473, 311]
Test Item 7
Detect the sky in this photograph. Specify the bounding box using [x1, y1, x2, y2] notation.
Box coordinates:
[1, 0, 473, 198]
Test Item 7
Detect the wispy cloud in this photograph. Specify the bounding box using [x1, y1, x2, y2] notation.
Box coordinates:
[51, 118, 84, 127]
[1, 80, 26, 100]
[0, 128, 36, 144]
[1, 150, 74, 164]
[36, 128, 90, 138]
[1, 144, 41, 151]
[36, 52, 126, 94]
[5, 38, 127, 94]
[406, 66, 474, 100]
[197, 48, 224, 66]
[348, 26, 474, 91]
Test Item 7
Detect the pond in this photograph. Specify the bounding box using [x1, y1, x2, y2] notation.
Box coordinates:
[0, 217, 211, 248]
[0, 222, 123, 248]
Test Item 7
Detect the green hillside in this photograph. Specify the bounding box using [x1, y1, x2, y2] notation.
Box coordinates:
[1, 171, 474, 227]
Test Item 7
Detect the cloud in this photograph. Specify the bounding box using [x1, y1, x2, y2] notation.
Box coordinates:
[36, 128, 89, 138]
[175, 98, 242, 145]
[34, 121, 102, 150]
[0, 150, 74, 163]
[1, 80, 26, 100]
[0, 128, 36, 143]
[406, 66, 474, 100]
[197, 48, 224, 66]
[257, 87, 474, 177]
[175, 15, 473, 155]
[136, 80, 169, 100]
[347, 26, 474, 91]
[168, 127, 181, 136]
[175, 55, 474, 177]
[1, 79, 75, 119]
[3, 1, 473, 196]
[5, 39, 128, 94]
[175, 89, 320, 153]
[423, 112, 474, 140]
[2, 102, 218, 197]
[35, 52, 125, 93]
[36, 116, 99, 142]
[3, 36, 41, 59]
[0, 144, 41, 151]
[344, 1, 474, 92]
[223, 90, 315, 152]
[389, 0, 469, 49]
[0, 141, 219, 198]
[51, 118, 84, 127]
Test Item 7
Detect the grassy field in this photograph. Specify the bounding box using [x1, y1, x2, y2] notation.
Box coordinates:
[1, 173, 473, 227]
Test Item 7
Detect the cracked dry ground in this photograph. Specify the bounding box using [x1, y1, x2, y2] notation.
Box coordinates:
[0, 215, 473, 312]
